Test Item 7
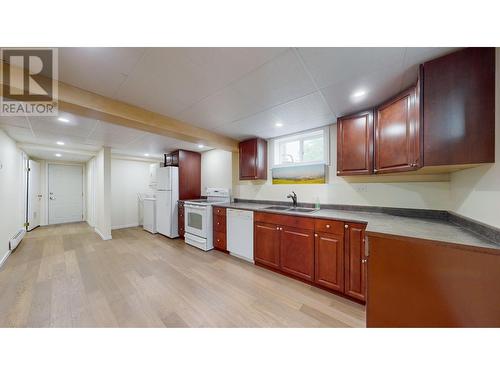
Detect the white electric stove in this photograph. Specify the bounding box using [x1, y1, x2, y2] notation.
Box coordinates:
[183, 188, 230, 251]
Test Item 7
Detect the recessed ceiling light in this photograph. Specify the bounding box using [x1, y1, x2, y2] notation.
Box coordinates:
[56, 141, 65, 145]
[144, 153, 150, 157]
[351, 90, 367, 98]
[55, 153, 62, 157]
[275, 122, 283, 128]
[57, 117, 70, 123]
[198, 144, 204, 148]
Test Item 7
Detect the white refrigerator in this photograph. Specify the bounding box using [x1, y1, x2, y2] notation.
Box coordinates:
[156, 166, 179, 238]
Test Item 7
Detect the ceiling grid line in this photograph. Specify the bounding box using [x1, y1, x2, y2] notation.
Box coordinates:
[173, 48, 292, 117]
[292, 47, 337, 120]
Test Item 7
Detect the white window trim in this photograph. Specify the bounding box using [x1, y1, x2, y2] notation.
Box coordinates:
[270, 126, 330, 168]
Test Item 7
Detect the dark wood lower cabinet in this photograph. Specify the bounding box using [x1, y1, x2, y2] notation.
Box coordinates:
[254, 221, 281, 269]
[178, 201, 185, 238]
[315, 232, 344, 292]
[280, 226, 315, 282]
[213, 207, 227, 252]
[254, 212, 367, 303]
[344, 223, 367, 302]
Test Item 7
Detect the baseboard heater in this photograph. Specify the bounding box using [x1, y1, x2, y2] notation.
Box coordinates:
[9, 228, 26, 251]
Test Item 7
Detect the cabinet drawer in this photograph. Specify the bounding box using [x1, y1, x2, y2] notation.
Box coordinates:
[213, 215, 226, 233]
[314, 219, 344, 235]
[214, 231, 226, 251]
[213, 207, 226, 216]
[254, 212, 315, 229]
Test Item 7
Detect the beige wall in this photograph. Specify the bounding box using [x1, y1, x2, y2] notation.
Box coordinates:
[233, 125, 451, 210]
[0, 130, 25, 264]
[111, 158, 152, 229]
[449, 47, 500, 229]
[201, 149, 233, 194]
[94, 147, 112, 240]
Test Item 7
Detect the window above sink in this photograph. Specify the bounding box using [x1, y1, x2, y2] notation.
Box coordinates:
[270, 127, 330, 168]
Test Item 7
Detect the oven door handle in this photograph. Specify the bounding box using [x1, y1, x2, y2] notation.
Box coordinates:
[185, 205, 206, 211]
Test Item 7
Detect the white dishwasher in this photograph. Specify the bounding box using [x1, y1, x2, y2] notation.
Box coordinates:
[227, 209, 254, 262]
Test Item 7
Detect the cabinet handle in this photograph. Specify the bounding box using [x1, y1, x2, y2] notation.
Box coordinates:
[314, 233, 318, 237]
[276, 226, 279, 230]
[326, 224, 330, 228]
[217, 222, 220, 225]
[336, 171, 340, 174]
[344, 224, 349, 229]
[361, 259, 367, 264]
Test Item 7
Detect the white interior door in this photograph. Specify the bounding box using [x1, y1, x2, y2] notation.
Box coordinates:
[27, 160, 41, 230]
[48, 164, 83, 225]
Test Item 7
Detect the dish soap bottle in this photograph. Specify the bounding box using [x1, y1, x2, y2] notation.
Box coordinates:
[315, 197, 321, 210]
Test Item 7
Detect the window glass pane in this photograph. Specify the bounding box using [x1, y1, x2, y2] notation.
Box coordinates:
[280, 140, 301, 164]
[303, 137, 324, 162]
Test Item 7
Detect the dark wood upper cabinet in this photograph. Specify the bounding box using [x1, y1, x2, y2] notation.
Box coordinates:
[422, 47, 495, 166]
[337, 110, 374, 176]
[337, 47, 495, 176]
[344, 222, 367, 302]
[280, 226, 315, 282]
[374, 85, 420, 173]
[239, 138, 267, 180]
[165, 149, 201, 200]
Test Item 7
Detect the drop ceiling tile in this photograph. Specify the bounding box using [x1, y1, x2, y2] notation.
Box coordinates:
[59, 47, 147, 97]
[320, 65, 405, 118]
[214, 92, 335, 140]
[0, 116, 30, 128]
[298, 47, 406, 89]
[29, 112, 98, 138]
[176, 49, 317, 130]
[86, 120, 146, 147]
[30, 131, 101, 151]
[116, 48, 286, 117]
[22, 147, 93, 163]
[0, 125, 36, 142]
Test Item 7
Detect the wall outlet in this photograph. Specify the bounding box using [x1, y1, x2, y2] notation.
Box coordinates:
[354, 184, 367, 193]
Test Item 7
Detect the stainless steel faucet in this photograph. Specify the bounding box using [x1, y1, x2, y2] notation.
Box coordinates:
[287, 191, 298, 207]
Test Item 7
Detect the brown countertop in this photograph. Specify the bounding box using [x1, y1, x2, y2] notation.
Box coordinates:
[212, 202, 500, 251]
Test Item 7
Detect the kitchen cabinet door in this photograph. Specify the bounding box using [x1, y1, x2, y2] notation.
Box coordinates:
[239, 138, 267, 180]
[337, 110, 374, 176]
[315, 232, 344, 292]
[254, 221, 281, 269]
[344, 223, 367, 302]
[178, 201, 185, 238]
[374, 86, 420, 173]
[280, 226, 315, 282]
[423, 47, 495, 166]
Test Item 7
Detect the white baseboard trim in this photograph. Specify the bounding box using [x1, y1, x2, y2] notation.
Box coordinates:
[111, 223, 140, 230]
[0, 250, 12, 269]
[95, 227, 112, 241]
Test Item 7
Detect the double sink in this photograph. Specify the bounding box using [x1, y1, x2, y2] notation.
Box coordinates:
[264, 205, 318, 213]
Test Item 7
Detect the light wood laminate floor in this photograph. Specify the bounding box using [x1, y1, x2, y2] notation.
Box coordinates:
[0, 223, 365, 327]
